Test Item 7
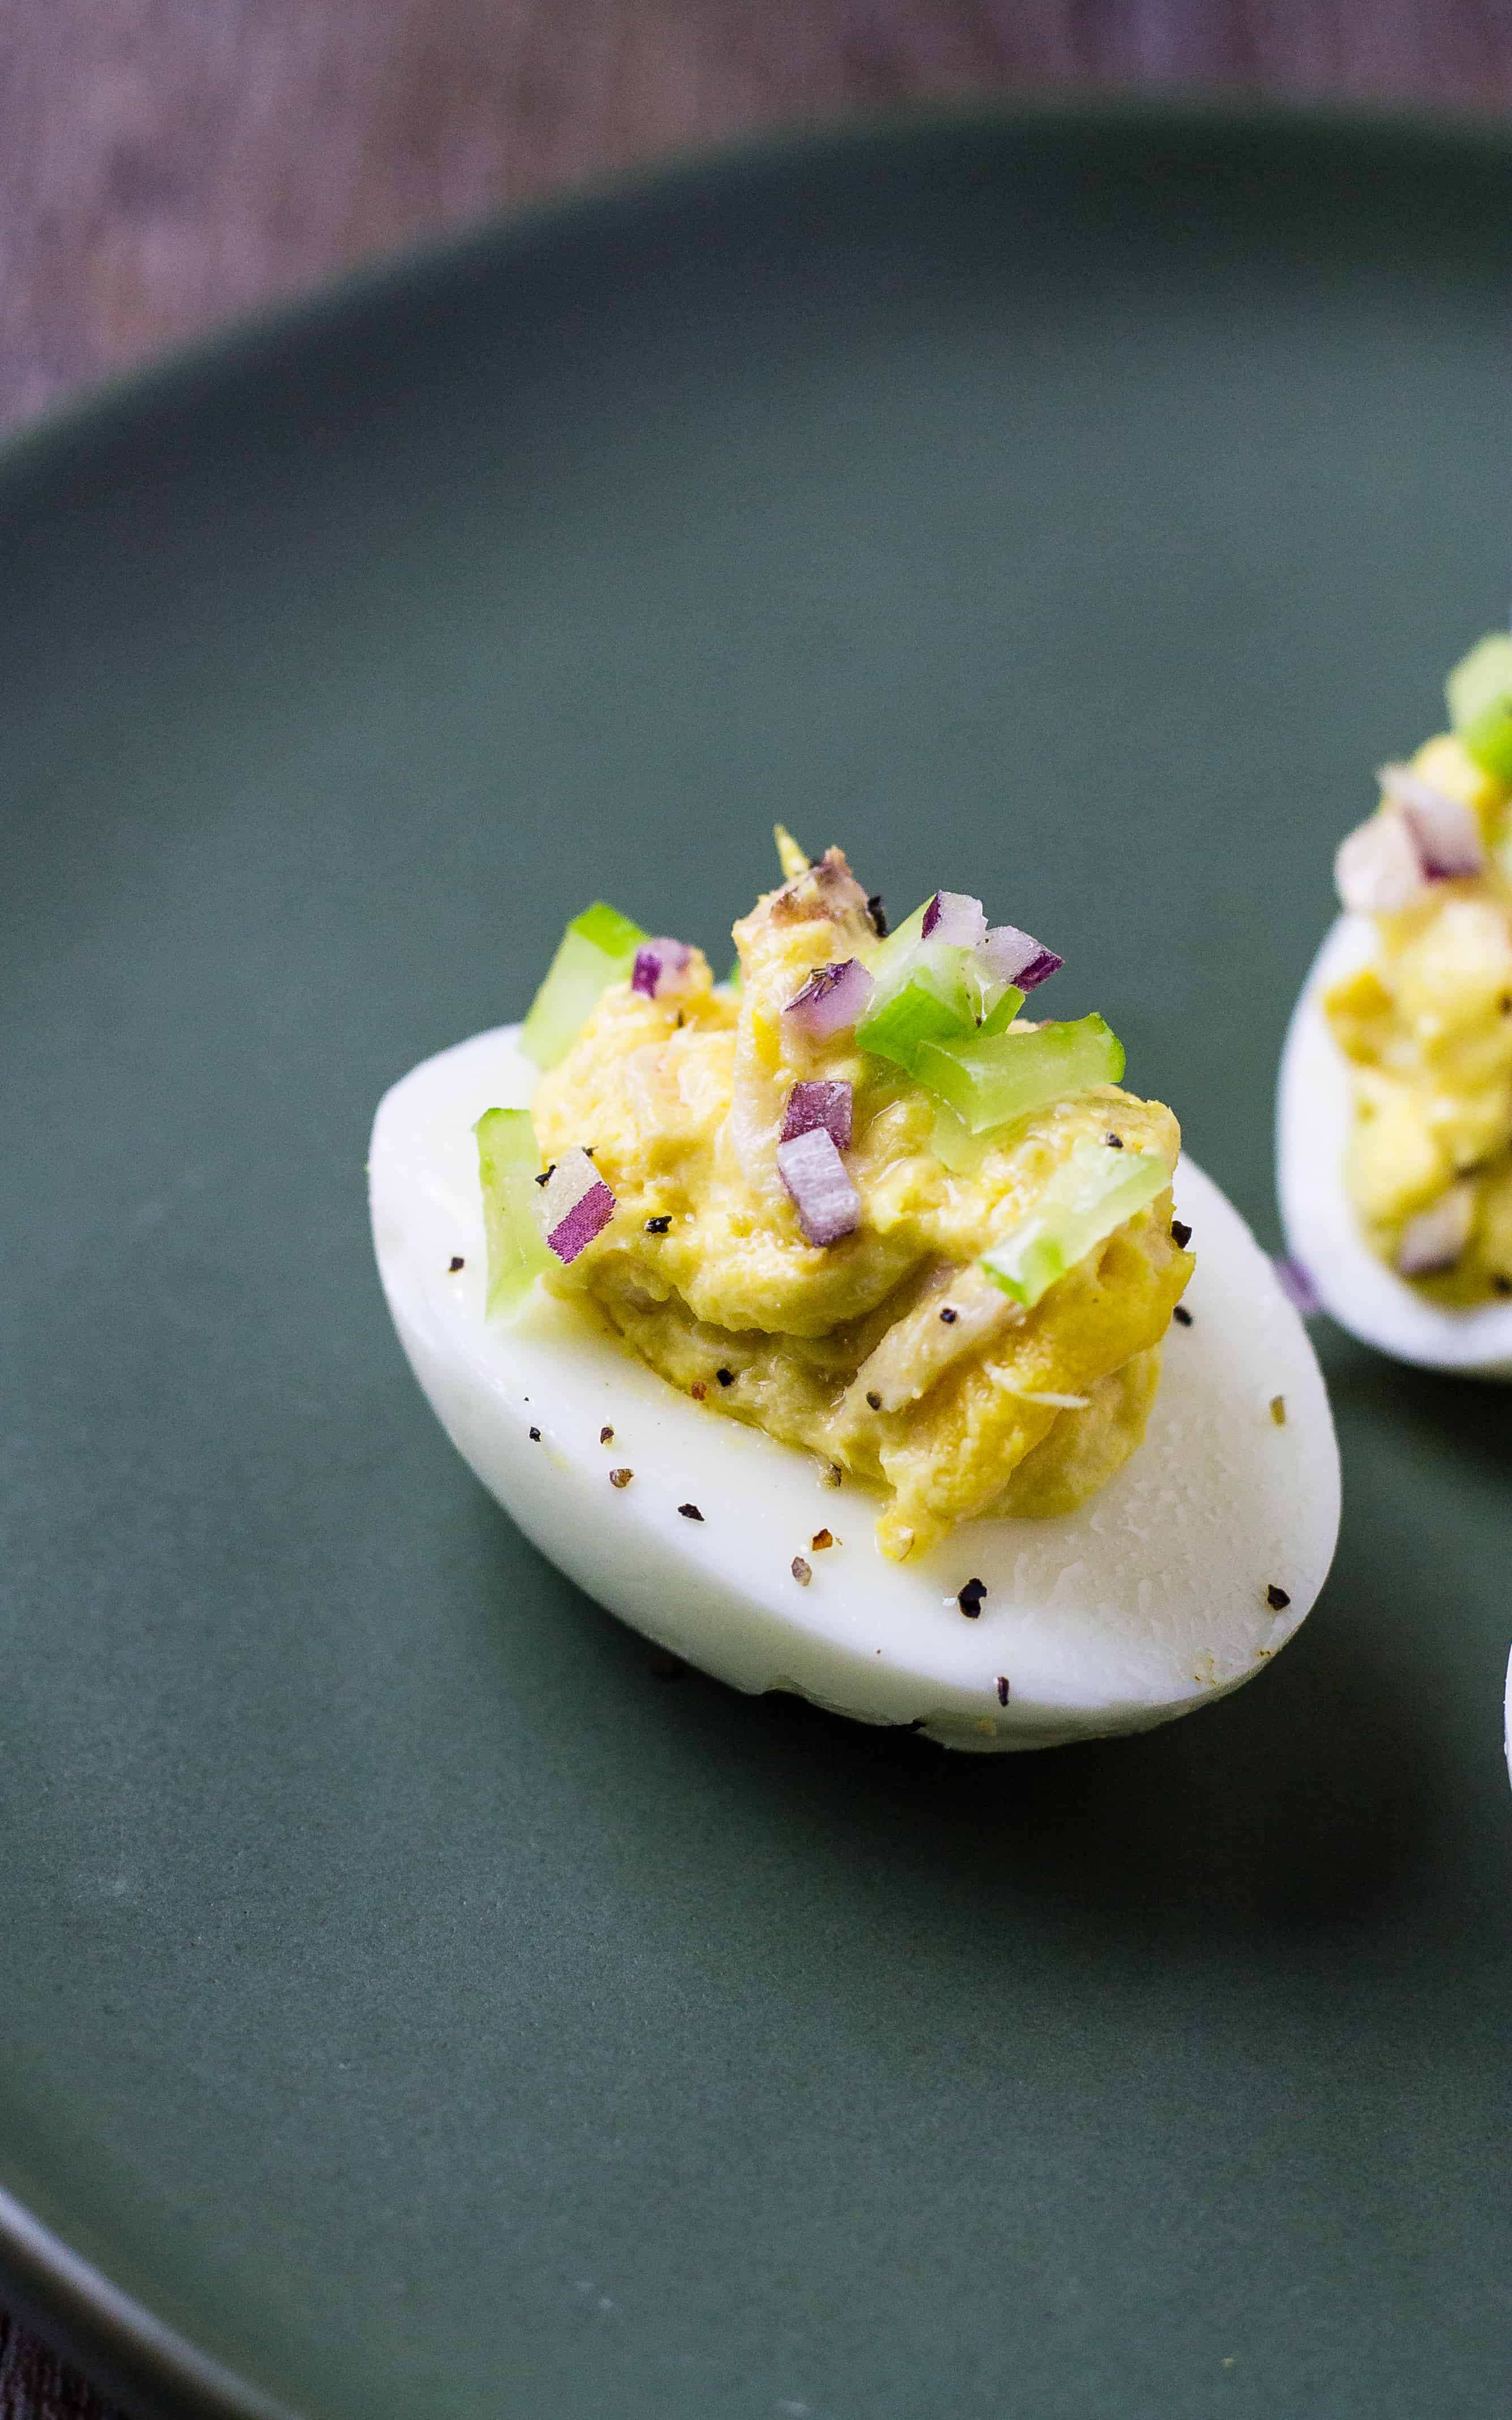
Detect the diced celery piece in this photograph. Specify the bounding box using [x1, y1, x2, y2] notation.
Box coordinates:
[977, 985, 1026, 1038]
[857, 901, 972, 1071]
[1460, 698, 1512, 785]
[774, 824, 811, 879]
[867, 900, 929, 981]
[913, 1013, 1125, 1136]
[930, 1101, 992, 1175]
[1446, 635, 1512, 782]
[980, 1140, 1170, 1309]
[1447, 633, 1512, 730]
[856, 941, 977, 1071]
[475, 1107, 553, 1314]
[519, 902, 647, 1070]
[858, 900, 1024, 1070]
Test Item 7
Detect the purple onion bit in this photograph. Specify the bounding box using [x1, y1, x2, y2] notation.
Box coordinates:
[1377, 765, 1485, 881]
[776, 1127, 861, 1246]
[1395, 1184, 1475, 1279]
[1337, 772, 1487, 913]
[783, 957, 874, 1041]
[921, 890, 987, 948]
[781, 1079, 853, 1151]
[1334, 812, 1422, 914]
[1272, 1254, 1321, 1316]
[631, 938, 695, 999]
[1012, 947, 1065, 992]
[539, 1146, 617, 1263]
[979, 923, 1065, 993]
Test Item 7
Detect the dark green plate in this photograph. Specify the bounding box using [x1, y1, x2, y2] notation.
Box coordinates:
[5, 104, 1512, 2420]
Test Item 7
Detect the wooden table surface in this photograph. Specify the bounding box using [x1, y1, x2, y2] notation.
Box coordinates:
[2, 0, 1509, 2410]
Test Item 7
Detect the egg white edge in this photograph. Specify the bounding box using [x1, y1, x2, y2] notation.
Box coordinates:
[371, 1023, 1341, 1753]
[1277, 914, 1512, 1377]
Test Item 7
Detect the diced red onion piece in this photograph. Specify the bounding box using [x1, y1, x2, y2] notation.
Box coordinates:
[783, 957, 874, 1040]
[1377, 763, 1485, 880]
[547, 1182, 615, 1262]
[1334, 811, 1425, 914]
[1272, 1255, 1321, 1315]
[979, 923, 1064, 992]
[1395, 1183, 1475, 1278]
[1337, 772, 1487, 914]
[539, 1146, 617, 1263]
[776, 1127, 861, 1246]
[781, 1079, 853, 1151]
[631, 938, 695, 999]
[921, 889, 988, 948]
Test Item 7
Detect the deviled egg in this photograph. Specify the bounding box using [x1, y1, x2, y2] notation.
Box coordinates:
[1279, 632, 1512, 1373]
[371, 835, 1338, 1750]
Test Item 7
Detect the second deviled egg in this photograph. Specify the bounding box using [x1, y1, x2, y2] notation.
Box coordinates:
[1279, 630, 1512, 1373]
[374, 832, 1339, 1749]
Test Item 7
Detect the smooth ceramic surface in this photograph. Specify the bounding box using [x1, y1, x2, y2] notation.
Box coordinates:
[3, 106, 1512, 2420]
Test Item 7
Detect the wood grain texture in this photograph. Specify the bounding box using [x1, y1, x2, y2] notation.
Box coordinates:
[1, 0, 1509, 2410]
[0, 2310, 114, 2419]
[4, 0, 1512, 431]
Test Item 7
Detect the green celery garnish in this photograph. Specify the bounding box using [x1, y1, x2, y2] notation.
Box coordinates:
[519, 902, 647, 1070]
[869, 901, 928, 975]
[930, 1101, 992, 1175]
[856, 941, 977, 1071]
[475, 1107, 553, 1314]
[980, 1140, 1171, 1309]
[1446, 633, 1512, 783]
[1447, 632, 1512, 727]
[977, 985, 1026, 1038]
[913, 1013, 1125, 1136]
[856, 898, 1025, 1071]
[1460, 702, 1512, 784]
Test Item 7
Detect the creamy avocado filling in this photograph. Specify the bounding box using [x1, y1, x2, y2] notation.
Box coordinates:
[1325, 634, 1512, 1302]
[499, 839, 1191, 1560]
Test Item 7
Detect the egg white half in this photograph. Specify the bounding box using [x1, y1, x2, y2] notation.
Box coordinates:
[370, 1025, 1339, 1752]
[1278, 915, 1512, 1377]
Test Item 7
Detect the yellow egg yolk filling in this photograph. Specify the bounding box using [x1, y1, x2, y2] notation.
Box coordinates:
[532, 850, 1193, 1558]
[1324, 734, 1512, 1302]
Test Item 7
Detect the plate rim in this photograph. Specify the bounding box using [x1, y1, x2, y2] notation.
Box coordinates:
[4, 88, 1512, 2420]
[6, 86, 1512, 490]
[0, 2182, 298, 2420]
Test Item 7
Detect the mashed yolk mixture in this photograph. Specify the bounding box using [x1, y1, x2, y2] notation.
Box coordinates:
[532, 849, 1192, 1558]
[1325, 732, 1512, 1301]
